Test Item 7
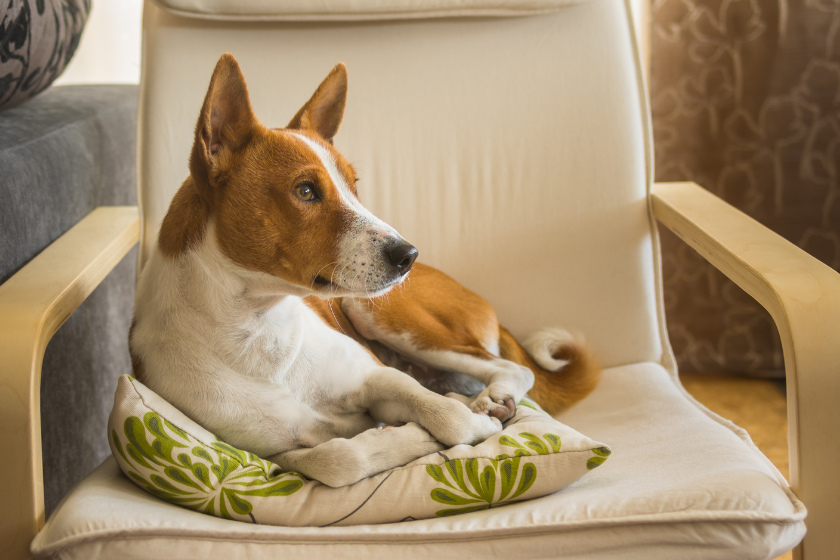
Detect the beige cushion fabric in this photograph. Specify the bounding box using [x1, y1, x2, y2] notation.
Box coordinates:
[137, 0, 661, 370]
[32, 363, 805, 560]
[151, 0, 590, 20]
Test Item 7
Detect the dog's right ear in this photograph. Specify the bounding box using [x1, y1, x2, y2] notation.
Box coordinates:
[287, 63, 348, 144]
[190, 53, 258, 193]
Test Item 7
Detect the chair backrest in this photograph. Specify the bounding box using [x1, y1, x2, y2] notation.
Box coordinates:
[138, 0, 663, 369]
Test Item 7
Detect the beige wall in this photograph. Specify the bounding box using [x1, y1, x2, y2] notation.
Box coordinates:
[55, 0, 143, 86]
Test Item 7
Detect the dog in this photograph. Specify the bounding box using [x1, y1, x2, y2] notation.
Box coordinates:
[130, 54, 600, 488]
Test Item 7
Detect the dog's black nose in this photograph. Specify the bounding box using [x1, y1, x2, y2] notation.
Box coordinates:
[387, 242, 418, 275]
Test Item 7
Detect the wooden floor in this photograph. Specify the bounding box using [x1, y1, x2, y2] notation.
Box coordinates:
[679, 373, 791, 560]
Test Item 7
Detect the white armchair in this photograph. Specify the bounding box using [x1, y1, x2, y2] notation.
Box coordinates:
[2, 0, 837, 558]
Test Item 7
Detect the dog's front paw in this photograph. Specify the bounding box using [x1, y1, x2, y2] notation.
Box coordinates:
[433, 402, 503, 447]
[470, 383, 518, 422]
[462, 412, 503, 446]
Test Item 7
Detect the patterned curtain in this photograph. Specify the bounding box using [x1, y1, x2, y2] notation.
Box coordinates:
[651, 0, 840, 375]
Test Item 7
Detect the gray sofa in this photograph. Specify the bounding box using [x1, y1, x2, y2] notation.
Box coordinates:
[0, 84, 138, 517]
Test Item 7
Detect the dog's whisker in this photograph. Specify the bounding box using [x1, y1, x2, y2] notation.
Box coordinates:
[309, 260, 341, 293]
[334, 261, 355, 296]
[327, 299, 348, 336]
[349, 266, 366, 298]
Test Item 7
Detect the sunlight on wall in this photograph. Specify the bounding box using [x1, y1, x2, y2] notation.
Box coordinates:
[55, 0, 143, 85]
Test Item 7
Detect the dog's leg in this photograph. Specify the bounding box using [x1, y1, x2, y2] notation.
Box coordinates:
[360, 366, 503, 447]
[388, 347, 533, 422]
[148, 369, 379, 460]
[341, 263, 532, 422]
[268, 422, 443, 488]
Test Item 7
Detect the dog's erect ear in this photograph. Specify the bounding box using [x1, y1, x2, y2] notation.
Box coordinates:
[190, 54, 257, 184]
[287, 63, 347, 143]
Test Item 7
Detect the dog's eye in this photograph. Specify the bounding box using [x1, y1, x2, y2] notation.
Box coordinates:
[294, 182, 317, 202]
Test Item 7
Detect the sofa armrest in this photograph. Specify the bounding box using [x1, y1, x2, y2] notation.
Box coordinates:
[0, 206, 140, 560]
[652, 181, 840, 560]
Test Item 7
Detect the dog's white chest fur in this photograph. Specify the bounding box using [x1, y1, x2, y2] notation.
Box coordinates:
[132, 227, 381, 454]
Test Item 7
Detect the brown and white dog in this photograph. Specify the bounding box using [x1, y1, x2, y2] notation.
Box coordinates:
[130, 54, 600, 488]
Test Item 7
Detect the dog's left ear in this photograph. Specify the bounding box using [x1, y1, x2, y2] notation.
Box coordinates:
[287, 63, 347, 144]
[195, 54, 257, 163]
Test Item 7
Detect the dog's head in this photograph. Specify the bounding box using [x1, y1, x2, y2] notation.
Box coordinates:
[159, 53, 416, 298]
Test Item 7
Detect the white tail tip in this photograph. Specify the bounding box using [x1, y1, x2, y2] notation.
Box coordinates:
[523, 327, 579, 372]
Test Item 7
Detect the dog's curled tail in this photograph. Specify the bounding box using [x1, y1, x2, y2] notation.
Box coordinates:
[499, 326, 601, 415]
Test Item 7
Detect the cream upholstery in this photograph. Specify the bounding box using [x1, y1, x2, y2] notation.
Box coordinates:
[138, 0, 659, 369]
[28, 0, 809, 558]
[152, 0, 588, 20]
[32, 363, 805, 559]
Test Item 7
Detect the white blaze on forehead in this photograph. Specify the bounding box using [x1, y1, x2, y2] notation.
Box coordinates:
[288, 132, 353, 202]
[285, 130, 408, 296]
[287, 131, 390, 231]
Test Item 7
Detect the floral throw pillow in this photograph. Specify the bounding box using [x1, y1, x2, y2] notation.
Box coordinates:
[0, 0, 90, 111]
[109, 374, 611, 526]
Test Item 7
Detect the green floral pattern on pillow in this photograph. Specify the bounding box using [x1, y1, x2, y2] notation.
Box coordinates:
[586, 446, 612, 470]
[425, 431, 610, 517]
[426, 431, 551, 517]
[111, 411, 305, 522]
[108, 375, 610, 527]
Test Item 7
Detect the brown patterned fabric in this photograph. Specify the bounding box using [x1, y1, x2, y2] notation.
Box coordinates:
[651, 0, 840, 375]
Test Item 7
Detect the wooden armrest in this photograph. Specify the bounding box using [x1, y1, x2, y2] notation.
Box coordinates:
[652, 181, 840, 560]
[0, 206, 140, 560]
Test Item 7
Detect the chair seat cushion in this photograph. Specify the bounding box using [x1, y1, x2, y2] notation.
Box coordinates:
[106, 375, 610, 526]
[31, 362, 806, 560]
